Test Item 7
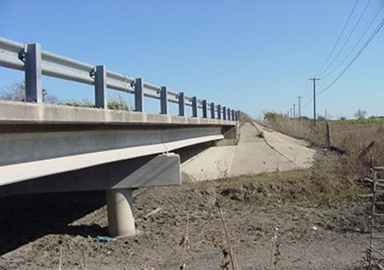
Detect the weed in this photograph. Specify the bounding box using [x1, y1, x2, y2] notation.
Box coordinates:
[257, 131, 265, 139]
[262, 116, 384, 182]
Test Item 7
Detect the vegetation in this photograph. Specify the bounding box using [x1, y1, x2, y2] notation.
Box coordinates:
[0, 82, 132, 111]
[354, 108, 367, 120]
[262, 110, 384, 182]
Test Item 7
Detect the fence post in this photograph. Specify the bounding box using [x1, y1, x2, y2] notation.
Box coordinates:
[134, 78, 144, 112]
[95, 65, 107, 109]
[160, 86, 168, 114]
[217, 104, 222, 119]
[202, 100, 207, 118]
[178, 92, 185, 116]
[223, 106, 226, 120]
[227, 108, 231, 120]
[326, 121, 332, 147]
[25, 43, 43, 103]
[231, 109, 235, 121]
[210, 102, 215, 119]
[192, 97, 198, 117]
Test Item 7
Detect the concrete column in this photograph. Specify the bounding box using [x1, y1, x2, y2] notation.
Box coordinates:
[106, 188, 135, 237]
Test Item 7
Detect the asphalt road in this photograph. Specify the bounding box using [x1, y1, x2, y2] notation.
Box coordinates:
[181, 121, 315, 181]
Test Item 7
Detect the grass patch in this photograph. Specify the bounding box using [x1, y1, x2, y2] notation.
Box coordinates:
[262, 116, 384, 181]
[219, 165, 365, 208]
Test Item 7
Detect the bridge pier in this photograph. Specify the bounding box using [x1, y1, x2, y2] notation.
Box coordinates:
[106, 188, 136, 237]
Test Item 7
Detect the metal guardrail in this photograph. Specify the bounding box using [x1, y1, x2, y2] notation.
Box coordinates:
[0, 37, 239, 121]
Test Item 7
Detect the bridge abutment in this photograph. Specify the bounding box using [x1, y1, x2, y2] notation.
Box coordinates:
[106, 188, 136, 237]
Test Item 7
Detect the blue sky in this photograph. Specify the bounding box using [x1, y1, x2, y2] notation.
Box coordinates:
[0, 0, 383, 119]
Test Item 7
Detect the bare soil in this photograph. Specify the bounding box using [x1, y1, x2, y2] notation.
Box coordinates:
[0, 150, 371, 270]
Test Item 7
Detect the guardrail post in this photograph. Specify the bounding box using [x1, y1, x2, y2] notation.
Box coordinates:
[202, 100, 207, 118]
[217, 104, 221, 119]
[134, 78, 144, 112]
[95, 65, 107, 109]
[192, 97, 198, 117]
[25, 43, 43, 103]
[227, 108, 231, 120]
[223, 106, 226, 120]
[231, 109, 235, 121]
[160, 86, 168, 114]
[237, 110, 240, 121]
[210, 102, 215, 119]
[178, 92, 185, 116]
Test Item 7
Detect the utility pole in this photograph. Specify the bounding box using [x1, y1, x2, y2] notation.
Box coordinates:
[309, 78, 320, 126]
[297, 96, 302, 120]
[293, 104, 296, 118]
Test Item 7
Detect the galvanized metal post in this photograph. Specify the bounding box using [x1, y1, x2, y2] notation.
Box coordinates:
[95, 65, 107, 109]
[217, 104, 222, 119]
[202, 100, 207, 118]
[25, 43, 43, 103]
[134, 78, 144, 112]
[223, 106, 226, 120]
[160, 86, 168, 114]
[210, 102, 215, 119]
[178, 92, 185, 116]
[192, 97, 198, 117]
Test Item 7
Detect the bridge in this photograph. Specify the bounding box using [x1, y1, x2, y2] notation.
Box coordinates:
[0, 38, 239, 237]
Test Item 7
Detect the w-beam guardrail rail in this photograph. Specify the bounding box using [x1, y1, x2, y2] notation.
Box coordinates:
[0, 37, 239, 120]
[0, 37, 239, 237]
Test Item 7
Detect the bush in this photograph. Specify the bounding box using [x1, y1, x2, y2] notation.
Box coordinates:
[263, 111, 284, 122]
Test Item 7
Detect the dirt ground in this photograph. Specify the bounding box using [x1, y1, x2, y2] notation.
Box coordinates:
[0, 150, 372, 270]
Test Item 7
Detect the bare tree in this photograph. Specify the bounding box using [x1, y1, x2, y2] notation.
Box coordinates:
[0, 82, 25, 101]
[0, 82, 59, 104]
[354, 109, 367, 120]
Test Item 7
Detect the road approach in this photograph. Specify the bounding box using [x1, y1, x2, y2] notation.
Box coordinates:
[181, 122, 315, 181]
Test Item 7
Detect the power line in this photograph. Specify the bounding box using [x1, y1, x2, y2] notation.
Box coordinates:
[317, 0, 372, 77]
[317, 18, 384, 96]
[302, 97, 312, 109]
[315, 0, 360, 77]
[300, 79, 310, 96]
[321, 1, 384, 79]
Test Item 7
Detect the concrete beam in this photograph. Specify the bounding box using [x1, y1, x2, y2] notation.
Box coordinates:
[0, 153, 181, 197]
[0, 133, 217, 186]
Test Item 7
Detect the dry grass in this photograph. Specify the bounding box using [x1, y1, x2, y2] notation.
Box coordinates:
[218, 137, 369, 211]
[263, 117, 384, 181]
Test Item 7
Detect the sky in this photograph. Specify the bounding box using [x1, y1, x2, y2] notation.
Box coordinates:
[0, 0, 383, 119]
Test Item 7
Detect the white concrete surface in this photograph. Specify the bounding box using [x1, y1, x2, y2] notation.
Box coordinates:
[181, 122, 315, 181]
[0, 101, 236, 126]
[106, 188, 136, 237]
[0, 135, 221, 186]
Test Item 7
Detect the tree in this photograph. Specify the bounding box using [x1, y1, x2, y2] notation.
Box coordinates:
[263, 111, 284, 122]
[1, 81, 131, 111]
[0, 82, 25, 101]
[354, 109, 367, 120]
[0, 82, 59, 104]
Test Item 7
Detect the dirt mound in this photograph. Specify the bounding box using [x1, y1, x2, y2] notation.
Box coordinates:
[0, 150, 370, 270]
